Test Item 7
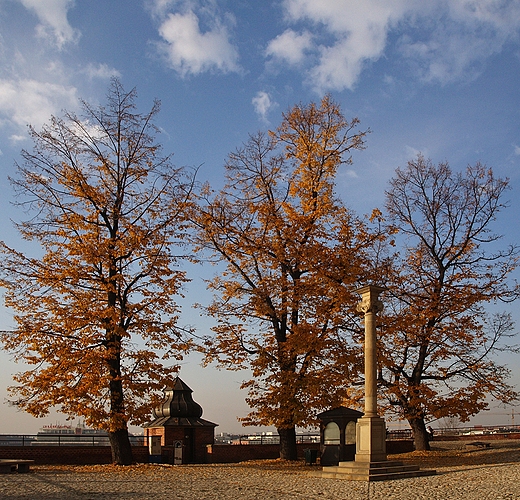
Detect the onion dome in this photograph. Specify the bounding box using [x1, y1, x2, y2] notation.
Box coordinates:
[144, 377, 218, 429]
[152, 377, 203, 419]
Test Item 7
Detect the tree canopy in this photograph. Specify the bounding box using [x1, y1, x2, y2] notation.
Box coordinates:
[193, 95, 382, 459]
[380, 155, 519, 450]
[3, 82, 518, 462]
[0, 79, 195, 464]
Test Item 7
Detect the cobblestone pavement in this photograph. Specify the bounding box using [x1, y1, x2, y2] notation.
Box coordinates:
[2, 441, 520, 500]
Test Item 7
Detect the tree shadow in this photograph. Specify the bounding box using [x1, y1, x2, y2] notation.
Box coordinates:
[390, 440, 520, 471]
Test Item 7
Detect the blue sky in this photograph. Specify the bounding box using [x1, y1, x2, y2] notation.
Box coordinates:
[1, 0, 520, 434]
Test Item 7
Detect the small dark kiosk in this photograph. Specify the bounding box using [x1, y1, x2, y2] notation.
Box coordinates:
[317, 407, 363, 466]
[144, 377, 218, 464]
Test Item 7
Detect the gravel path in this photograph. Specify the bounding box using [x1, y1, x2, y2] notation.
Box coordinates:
[2, 441, 520, 499]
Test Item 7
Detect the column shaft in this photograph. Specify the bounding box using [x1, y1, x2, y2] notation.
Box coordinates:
[364, 310, 377, 417]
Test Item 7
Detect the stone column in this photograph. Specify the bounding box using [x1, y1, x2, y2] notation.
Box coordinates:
[355, 285, 387, 463]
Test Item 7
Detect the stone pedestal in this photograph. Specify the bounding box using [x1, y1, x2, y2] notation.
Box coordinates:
[318, 460, 436, 481]
[355, 416, 387, 463]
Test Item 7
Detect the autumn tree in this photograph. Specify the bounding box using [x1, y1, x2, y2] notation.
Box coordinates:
[380, 155, 519, 450]
[0, 79, 195, 465]
[194, 96, 381, 459]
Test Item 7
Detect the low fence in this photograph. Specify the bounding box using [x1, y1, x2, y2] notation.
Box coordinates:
[14, 424, 519, 465]
[434, 432, 520, 442]
[0, 434, 145, 447]
[0, 445, 149, 465]
[433, 425, 520, 438]
[0, 440, 414, 465]
[223, 434, 320, 445]
[206, 442, 320, 463]
[0, 429, 433, 448]
[387, 429, 413, 440]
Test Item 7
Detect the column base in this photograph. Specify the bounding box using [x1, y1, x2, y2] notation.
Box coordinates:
[315, 415, 437, 481]
[355, 416, 387, 463]
[317, 460, 437, 481]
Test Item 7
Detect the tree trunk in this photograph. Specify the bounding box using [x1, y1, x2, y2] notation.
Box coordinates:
[106, 329, 133, 465]
[409, 417, 430, 451]
[278, 426, 298, 460]
[108, 428, 134, 465]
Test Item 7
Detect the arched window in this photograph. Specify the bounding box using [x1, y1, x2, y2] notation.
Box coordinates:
[345, 421, 356, 445]
[323, 422, 340, 445]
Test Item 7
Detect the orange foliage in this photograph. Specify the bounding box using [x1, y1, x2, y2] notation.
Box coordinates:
[193, 96, 383, 459]
[0, 80, 195, 464]
[380, 155, 519, 450]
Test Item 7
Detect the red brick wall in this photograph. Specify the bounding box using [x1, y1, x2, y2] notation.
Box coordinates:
[386, 440, 414, 454]
[0, 446, 149, 465]
[206, 443, 278, 463]
[206, 440, 412, 463]
[434, 433, 520, 442]
[206, 443, 320, 463]
[146, 427, 166, 446]
[0, 440, 412, 466]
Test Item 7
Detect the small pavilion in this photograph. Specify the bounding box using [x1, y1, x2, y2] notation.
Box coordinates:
[144, 377, 218, 464]
[317, 406, 363, 465]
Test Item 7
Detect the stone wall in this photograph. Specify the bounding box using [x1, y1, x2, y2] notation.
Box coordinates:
[434, 432, 520, 442]
[0, 446, 149, 465]
[206, 443, 320, 463]
[0, 440, 413, 465]
[205, 440, 412, 463]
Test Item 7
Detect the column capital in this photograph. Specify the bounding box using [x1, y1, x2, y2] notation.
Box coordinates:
[356, 285, 385, 314]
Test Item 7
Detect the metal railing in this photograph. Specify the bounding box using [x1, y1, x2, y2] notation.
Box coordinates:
[0, 433, 315, 447]
[386, 429, 413, 440]
[220, 433, 320, 445]
[433, 424, 520, 437]
[4, 424, 518, 448]
[0, 434, 145, 447]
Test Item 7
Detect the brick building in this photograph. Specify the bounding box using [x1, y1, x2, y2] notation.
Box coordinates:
[143, 377, 217, 464]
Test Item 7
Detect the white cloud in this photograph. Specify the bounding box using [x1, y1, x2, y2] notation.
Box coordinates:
[81, 63, 121, 81]
[156, 8, 240, 76]
[309, 32, 385, 92]
[448, 0, 520, 31]
[0, 79, 77, 140]
[277, 0, 410, 92]
[265, 29, 313, 66]
[9, 135, 26, 143]
[275, 0, 520, 92]
[397, 1, 520, 84]
[252, 91, 276, 122]
[514, 144, 520, 156]
[405, 145, 426, 160]
[283, 0, 409, 37]
[146, 0, 174, 18]
[18, 0, 79, 49]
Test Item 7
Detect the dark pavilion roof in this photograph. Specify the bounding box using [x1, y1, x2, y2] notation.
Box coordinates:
[316, 406, 363, 422]
[144, 377, 218, 428]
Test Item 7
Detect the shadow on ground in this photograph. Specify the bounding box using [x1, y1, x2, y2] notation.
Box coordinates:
[389, 440, 520, 470]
